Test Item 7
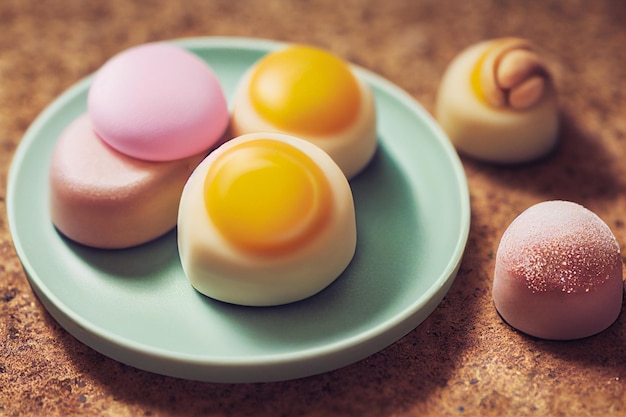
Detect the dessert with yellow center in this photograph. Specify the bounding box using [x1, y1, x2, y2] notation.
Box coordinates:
[177, 132, 357, 306]
[230, 44, 377, 179]
[435, 37, 559, 163]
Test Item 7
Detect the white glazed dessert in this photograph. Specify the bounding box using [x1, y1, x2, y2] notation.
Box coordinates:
[436, 37, 559, 163]
[177, 132, 357, 306]
[230, 44, 377, 179]
[493, 200, 623, 340]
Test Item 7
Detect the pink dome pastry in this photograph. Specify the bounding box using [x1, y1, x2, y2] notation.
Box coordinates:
[88, 42, 229, 161]
[493, 200, 623, 340]
[49, 114, 205, 249]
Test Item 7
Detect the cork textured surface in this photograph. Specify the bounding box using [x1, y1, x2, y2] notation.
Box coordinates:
[1, 1, 625, 416]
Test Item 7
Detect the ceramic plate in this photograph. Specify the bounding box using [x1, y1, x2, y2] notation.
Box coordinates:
[7, 37, 470, 383]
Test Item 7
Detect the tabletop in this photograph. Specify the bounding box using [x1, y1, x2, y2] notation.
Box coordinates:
[1, 1, 625, 416]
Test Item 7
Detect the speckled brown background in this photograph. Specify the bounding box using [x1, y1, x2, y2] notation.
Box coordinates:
[1, 1, 626, 416]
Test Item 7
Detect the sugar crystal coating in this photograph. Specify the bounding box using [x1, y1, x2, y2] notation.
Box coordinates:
[498, 201, 620, 294]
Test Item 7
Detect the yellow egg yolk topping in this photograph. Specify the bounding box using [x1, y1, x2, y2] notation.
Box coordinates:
[248, 45, 361, 137]
[204, 139, 333, 255]
[469, 47, 492, 103]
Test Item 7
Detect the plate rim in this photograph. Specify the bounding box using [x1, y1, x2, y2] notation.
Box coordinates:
[6, 36, 471, 381]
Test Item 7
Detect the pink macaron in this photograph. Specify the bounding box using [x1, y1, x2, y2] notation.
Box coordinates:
[88, 42, 229, 161]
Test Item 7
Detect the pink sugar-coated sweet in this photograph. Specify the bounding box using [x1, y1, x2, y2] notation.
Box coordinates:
[88, 42, 229, 162]
[49, 113, 205, 249]
[493, 200, 624, 340]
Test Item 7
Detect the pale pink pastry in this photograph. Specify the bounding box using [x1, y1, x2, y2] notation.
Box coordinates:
[49, 114, 205, 249]
[493, 200, 623, 340]
[88, 42, 229, 162]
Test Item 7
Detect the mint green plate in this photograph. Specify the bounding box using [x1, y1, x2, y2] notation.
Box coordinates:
[7, 37, 470, 383]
